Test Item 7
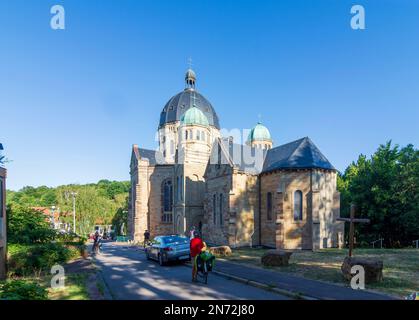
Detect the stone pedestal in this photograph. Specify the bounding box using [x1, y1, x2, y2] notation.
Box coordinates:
[261, 250, 293, 267]
[341, 256, 383, 283]
[209, 246, 232, 256]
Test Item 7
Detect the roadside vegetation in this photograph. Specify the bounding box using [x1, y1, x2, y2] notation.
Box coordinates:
[0, 205, 88, 300]
[223, 247, 418, 298]
[1, 179, 129, 300]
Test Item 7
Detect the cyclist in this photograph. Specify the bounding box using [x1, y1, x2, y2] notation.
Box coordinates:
[92, 231, 101, 254]
[190, 230, 204, 282]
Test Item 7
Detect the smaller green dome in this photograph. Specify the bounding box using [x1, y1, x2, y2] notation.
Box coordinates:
[181, 106, 209, 126]
[247, 122, 272, 143]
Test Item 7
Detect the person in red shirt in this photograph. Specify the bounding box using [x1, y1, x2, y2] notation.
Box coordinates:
[190, 230, 204, 282]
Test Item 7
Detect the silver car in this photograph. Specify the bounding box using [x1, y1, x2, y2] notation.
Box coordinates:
[146, 235, 191, 266]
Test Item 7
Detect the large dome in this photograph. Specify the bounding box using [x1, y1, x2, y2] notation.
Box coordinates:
[158, 69, 220, 129]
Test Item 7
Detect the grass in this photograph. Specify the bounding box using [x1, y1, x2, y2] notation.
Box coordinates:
[223, 247, 419, 298]
[47, 273, 89, 300]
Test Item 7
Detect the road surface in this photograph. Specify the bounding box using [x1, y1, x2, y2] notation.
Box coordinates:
[93, 242, 290, 300]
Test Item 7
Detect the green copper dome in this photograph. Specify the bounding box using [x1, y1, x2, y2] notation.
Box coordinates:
[181, 106, 209, 126]
[247, 122, 272, 143]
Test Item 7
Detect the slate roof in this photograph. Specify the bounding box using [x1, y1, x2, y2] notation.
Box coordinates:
[136, 147, 166, 166]
[262, 137, 335, 173]
[134, 137, 334, 173]
[217, 137, 334, 174]
[159, 89, 220, 129]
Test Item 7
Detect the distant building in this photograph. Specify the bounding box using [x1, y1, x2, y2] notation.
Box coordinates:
[32, 207, 70, 231]
[128, 69, 344, 250]
[0, 143, 7, 279]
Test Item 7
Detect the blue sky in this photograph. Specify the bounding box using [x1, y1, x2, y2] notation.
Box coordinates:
[0, 0, 418, 190]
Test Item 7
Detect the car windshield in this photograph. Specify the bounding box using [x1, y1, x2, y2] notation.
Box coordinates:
[162, 236, 189, 245]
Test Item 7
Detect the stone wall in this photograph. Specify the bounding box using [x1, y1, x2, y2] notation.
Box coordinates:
[147, 165, 174, 237]
[129, 147, 175, 242]
[260, 170, 313, 249]
[203, 163, 258, 248]
[311, 169, 344, 249]
[202, 164, 232, 245]
[229, 171, 258, 247]
[260, 169, 343, 250]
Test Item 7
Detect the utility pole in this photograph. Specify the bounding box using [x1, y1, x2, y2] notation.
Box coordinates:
[65, 191, 77, 234]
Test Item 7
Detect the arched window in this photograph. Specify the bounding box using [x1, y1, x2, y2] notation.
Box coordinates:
[162, 180, 173, 223]
[219, 194, 223, 226]
[196, 130, 200, 140]
[213, 194, 217, 224]
[185, 130, 188, 140]
[267, 192, 273, 221]
[294, 190, 303, 221]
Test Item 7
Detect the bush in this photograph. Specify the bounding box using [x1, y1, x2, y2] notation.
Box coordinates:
[7, 204, 57, 244]
[8, 243, 82, 276]
[0, 280, 48, 300]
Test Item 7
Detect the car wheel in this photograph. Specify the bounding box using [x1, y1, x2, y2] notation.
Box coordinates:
[158, 254, 165, 266]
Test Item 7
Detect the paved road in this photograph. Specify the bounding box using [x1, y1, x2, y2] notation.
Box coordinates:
[94, 242, 290, 300]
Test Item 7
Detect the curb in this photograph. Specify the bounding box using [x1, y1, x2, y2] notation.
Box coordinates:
[211, 269, 318, 300]
[89, 256, 115, 300]
[182, 261, 317, 300]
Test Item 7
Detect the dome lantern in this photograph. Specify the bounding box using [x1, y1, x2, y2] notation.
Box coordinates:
[185, 68, 196, 89]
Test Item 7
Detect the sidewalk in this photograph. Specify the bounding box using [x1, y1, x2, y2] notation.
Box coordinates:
[212, 259, 397, 300]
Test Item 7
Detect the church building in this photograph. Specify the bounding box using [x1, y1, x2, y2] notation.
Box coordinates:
[128, 69, 344, 250]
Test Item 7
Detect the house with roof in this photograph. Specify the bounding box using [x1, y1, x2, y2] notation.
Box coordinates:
[0, 143, 7, 279]
[128, 69, 344, 250]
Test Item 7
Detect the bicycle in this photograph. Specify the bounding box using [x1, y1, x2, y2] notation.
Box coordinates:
[92, 240, 102, 255]
[196, 254, 215, 285]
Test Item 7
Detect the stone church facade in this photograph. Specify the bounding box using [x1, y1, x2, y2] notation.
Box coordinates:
[128, 69, 344, 250]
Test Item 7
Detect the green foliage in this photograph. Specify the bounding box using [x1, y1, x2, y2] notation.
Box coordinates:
[111, 207, 128, 236]
[7, 204, 57, 244]
[96, 179, 130, 199]
[0, 280, 48, 300]
[338, 141, 419, 247]
[7, 180, 129, 236]
[7, 243, 83, 276]
[7, 186, 57, 207]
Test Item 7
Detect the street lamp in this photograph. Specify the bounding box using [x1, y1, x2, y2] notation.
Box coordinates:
[51, 205, 56, 228]
[65, 191, 77, 234]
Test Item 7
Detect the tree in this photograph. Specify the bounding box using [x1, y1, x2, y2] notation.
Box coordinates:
[7, 180, 130, 237]
[7, 204, 56, 244]
[338, 141, 419, 247]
